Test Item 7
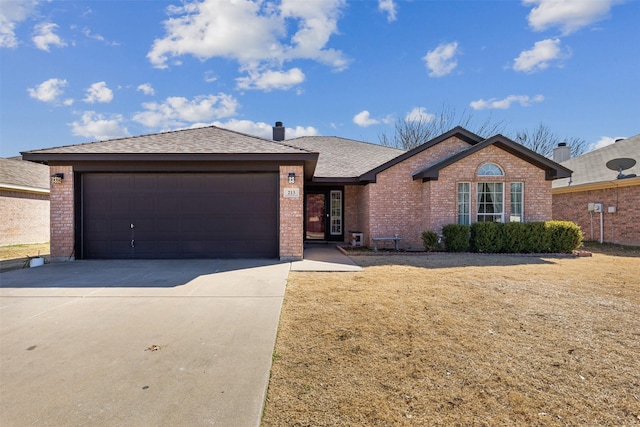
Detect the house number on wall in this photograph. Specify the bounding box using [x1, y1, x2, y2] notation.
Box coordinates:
[283, 187, 300, 198]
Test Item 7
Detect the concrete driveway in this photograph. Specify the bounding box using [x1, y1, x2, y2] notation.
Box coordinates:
[0, 259, 290, 427]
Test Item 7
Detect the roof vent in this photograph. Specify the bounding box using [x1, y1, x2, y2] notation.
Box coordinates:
[273, 122, 285, 141]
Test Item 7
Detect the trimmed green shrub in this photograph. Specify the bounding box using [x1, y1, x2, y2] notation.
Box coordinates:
[542, 220, 583, 253]
[421, 230, 440, 252]
[502, 222, 527, 253]
[471, 221, 504, 253]
[442, 224, 470, 252]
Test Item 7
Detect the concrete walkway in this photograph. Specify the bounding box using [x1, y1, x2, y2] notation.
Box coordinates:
[0, 259, 290, 427]
[291, 244, 362, 272]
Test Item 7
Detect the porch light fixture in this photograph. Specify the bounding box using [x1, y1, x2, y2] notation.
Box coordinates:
[51, 173, 64, 185]
[288, 172, 296, 184]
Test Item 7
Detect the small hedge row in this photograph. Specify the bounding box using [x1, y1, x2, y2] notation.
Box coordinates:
[436, 221, 583, 253]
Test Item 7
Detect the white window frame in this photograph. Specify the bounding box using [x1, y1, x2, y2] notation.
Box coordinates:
[457, 182, 471, 225]
[477, 182, 504, 222]
[329, 190, 342, 235]
[510, 182, 524, 223]
[478, 163, 504, 177]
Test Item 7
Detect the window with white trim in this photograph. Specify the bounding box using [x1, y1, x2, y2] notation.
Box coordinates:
[478, 163, 504, 177]
[477, 182, 503, 222]
[330, 190, 342, 235]
[458, 182, 470, 225]
[510, 182, 523, 223]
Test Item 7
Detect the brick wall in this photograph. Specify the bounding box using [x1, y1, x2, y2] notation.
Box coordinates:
[553, 182, 640, 246]
[357, 140, 552, 250]
[0, 190, 50, 246]
[343, 185, 362, 243]
[366, 136, 470, 249]
[49, 166, 75, 261]
[279, 165, 304, 260]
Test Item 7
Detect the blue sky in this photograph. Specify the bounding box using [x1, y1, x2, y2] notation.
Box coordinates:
[1, 0, 639, 158]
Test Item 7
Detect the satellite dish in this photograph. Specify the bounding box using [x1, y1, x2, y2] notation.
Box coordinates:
[606, 158, 637, 179]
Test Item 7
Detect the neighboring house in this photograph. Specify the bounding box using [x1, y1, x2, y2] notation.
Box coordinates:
[552, 134, 640, 246]
[21, 124, 571, 261]
[0, 157, 50, 246]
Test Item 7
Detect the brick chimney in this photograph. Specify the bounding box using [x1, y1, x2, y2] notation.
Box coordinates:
[273, 121, 285, 141]
[553, 142, 570, 163]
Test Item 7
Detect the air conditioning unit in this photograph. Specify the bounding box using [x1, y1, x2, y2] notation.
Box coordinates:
[593, 203, 604, 213]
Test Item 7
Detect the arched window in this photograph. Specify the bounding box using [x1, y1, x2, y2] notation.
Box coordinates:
[478, 163, 504, 176]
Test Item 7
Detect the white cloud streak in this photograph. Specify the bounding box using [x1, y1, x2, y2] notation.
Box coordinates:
[378, 0, 397, 22]
[523, 0, 618, 35]
[27, 78, 68, 103]
[147, 0, 348, 91]
[133, 93, 239, 129]
[513, 38, 568, 73]
[137, 83, 155, 96]
[405, 107, 435, 123]
[588, 135, 625, 152]
[32, 22, 66, 51]
[209, 119, 319, 140]
[0, 0, 38, 48]
[353, 110, 380, 127]
[83, 81, 114, 104]
[236, 67, 305, 91]
[423, 41, 459, 77]
[69, 111, 129, 141]
[470, 94, 544, 110]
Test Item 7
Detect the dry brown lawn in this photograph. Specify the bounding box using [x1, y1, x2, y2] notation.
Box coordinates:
[0, 242, 50, 261]
[263, 248, 640, 426]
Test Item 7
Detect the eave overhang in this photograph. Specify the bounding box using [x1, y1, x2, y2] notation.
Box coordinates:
[358, 126, 484, 183]
[411, 135, 573, 182]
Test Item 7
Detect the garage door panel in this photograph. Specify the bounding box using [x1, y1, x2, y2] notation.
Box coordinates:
[83, 173, 278, 259]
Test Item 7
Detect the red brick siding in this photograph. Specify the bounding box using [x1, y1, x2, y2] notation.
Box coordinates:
[367, 137, 470, 249]
[49, 166, 75, 260]
[354, 140, 552, 250]
[0, 190, 50, 246]
[553, 184, 640, 246]
[343, 185, 363, 242]
[279, 165, 304, 260]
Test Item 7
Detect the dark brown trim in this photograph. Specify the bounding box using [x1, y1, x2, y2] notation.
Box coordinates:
[358, 126, 483, 182]
[412, 134, 573, 181]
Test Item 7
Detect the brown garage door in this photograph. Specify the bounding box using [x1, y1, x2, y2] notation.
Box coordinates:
[82, 173, 278, 259]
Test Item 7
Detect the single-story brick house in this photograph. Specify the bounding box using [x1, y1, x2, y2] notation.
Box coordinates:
[552, 134, 639, 246]
[22, 124, 571, 261]
[0, 157, 50, 246]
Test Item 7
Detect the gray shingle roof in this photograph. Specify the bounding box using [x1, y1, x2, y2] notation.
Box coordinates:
[553, 134, 640, 188]
[283, 136, 405, 178]
[0, 158, 50, 190]
[23, 125, 312, 155]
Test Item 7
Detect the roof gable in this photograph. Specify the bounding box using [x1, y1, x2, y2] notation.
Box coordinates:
[359, 126, 484, 182]
[412, 134, 572, 181]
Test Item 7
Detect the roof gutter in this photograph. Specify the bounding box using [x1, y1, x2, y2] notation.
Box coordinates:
[0, 183, 50, 194]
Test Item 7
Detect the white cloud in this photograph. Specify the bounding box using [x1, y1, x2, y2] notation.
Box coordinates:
[137, 83, 155, 96]
[210, 119, 319, 140]
[524, 0, 618, 35]
[83, 82, 114, 104]
[147, 0, 348, 90]
[378, 0, 397, 22]
[32, 22, 66, 51]
[353, 110, 380, 127]
[0, 0, 38, 48]
[423, 41, 459, 77]
[470, 94, 544, 110]
[236, 67, 305, 91]
[27, 78, 68, 103]
[133, 93, 239, 129]
[513, 38, 568, 73]
[82, 27, 119, 46]
[69, 111, 129, 141]
[587, 135, 625, 152]
[405, 107, 435, 122]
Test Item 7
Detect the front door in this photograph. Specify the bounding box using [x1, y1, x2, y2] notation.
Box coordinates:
[305, 189, 343, 241]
